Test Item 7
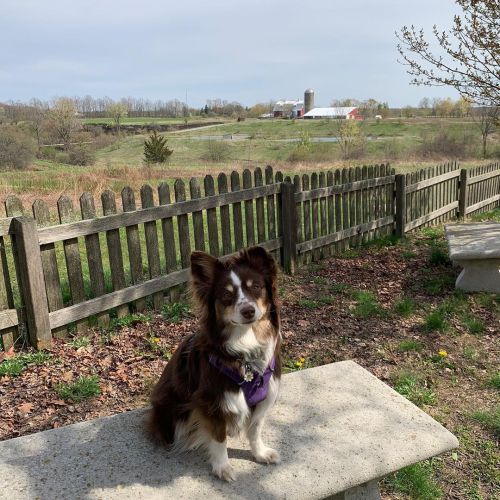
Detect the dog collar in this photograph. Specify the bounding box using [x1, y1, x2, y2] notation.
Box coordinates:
[208, 354, 276, 407]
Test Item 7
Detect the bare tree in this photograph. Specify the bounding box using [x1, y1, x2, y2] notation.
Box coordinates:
[49, 98, 80, 149]
[396, 0, 500, 105]
[27, 98, 49, 151]
[334, 119, 365, 159]
[471, 105, 499, 157]
[106, 102, 128, 133]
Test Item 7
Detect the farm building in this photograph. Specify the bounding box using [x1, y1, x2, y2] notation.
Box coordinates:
[272, 100, 304, 118]
[303, 107, 361, 120]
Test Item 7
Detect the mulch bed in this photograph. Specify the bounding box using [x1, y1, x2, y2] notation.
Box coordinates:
[1, 230, 498, 499]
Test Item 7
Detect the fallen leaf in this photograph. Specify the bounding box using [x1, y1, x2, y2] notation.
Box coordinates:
[0, 346, 15, 362]
[18, 403, 34, 414]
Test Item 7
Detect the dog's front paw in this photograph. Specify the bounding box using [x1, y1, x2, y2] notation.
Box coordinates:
[253, 446, 280, 464]
[212, 461, 236, 482]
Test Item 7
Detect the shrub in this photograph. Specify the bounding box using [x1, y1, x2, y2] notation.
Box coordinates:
[68, 145, 96, 166]
[288, 144, 311, 162]
[54, 151, 70, 164]
[335, 119, 366, 159]
[202, 140, 230, 162]
[144, 131, 173, 164]
[418, 128, 475, 158]
[288, 141, 334, 163]
[37, 146, 58, 161]
[92, 132, 119, 150]
[0, 125, 36, 169]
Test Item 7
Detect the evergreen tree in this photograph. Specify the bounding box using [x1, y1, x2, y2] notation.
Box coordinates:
[143, 131, 173, 164]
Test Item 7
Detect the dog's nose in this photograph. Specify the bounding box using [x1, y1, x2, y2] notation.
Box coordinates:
[240, 305, 255, 320]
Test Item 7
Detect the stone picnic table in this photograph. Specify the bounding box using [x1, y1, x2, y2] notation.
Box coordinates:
[445, 222, 500, 293]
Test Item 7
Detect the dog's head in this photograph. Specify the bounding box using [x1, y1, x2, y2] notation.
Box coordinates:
[190, 246, 279, 337]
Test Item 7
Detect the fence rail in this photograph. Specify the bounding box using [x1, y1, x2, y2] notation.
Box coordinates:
[0, 162, 499, 350]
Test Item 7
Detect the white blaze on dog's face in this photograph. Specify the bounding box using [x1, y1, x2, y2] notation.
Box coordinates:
[190, 246, 278, 336]
[219, 269, 266, 325]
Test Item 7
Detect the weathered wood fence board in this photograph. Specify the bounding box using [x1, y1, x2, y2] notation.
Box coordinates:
[80, 192, 110, 327]
[0, 162, 499, 350]
[141, 185, 164, 311]
[33, 199, 66, 337]
[121, 186, 146, 312]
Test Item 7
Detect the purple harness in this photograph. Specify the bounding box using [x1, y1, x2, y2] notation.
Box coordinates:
[209, 354, 276, 407]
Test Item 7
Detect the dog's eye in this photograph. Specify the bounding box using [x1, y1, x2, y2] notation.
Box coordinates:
[252, 283, 262, 292]
[222, 290, 233, 300]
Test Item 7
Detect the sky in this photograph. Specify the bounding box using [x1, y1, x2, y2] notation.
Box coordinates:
[0, 0, 462, 108]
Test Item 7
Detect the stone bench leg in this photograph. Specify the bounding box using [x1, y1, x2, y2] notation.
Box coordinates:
[454, 259, 500, 293]
[328, 480, 380, 500]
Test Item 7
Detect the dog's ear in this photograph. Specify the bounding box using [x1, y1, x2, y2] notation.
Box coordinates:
[190, 251, 220, 300]
[245, 246, 280, 327]
[245, 246, 277, 279]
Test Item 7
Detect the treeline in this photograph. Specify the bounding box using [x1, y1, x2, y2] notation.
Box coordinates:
[401, 97, 473, 118]
[1, 97, 190, 121]
[0, 95, 480, 123]
[329, 97, 476, 119]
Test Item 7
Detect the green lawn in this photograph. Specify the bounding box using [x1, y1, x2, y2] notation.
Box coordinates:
[82, 116, 226, 126]
[0, 117, 497, 215]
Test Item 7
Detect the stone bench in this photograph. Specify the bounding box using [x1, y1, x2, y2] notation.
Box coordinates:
[0, 361, 458, 499]
[445, 222, 500, 293]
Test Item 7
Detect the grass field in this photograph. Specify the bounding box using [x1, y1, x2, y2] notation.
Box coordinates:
[82, 116, 227, 126]
[0, 117, 498, 212]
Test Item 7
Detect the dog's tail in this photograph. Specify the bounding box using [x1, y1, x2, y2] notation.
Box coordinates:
[146, 402, 176, 445]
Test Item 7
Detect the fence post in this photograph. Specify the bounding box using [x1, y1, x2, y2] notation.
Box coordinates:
[11, 216, 51, 350]
[280, 181, 297, 275]
[458, 169, 469, 219]
[395, 174, 406, 238]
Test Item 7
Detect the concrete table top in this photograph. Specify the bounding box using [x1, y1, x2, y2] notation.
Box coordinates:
[0, 361, 458, 500]
[445, 222, 500, 292]
[445, 222, 500, 260]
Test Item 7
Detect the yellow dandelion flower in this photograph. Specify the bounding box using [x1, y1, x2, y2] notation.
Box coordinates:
[153, 337, 161, 343]
[438, 350, 447, 357]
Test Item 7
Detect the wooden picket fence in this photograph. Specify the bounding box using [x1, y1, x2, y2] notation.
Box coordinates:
[0, 162, 499, 350]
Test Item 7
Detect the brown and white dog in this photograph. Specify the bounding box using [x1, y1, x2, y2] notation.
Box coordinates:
[149, 246, 281, 481]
